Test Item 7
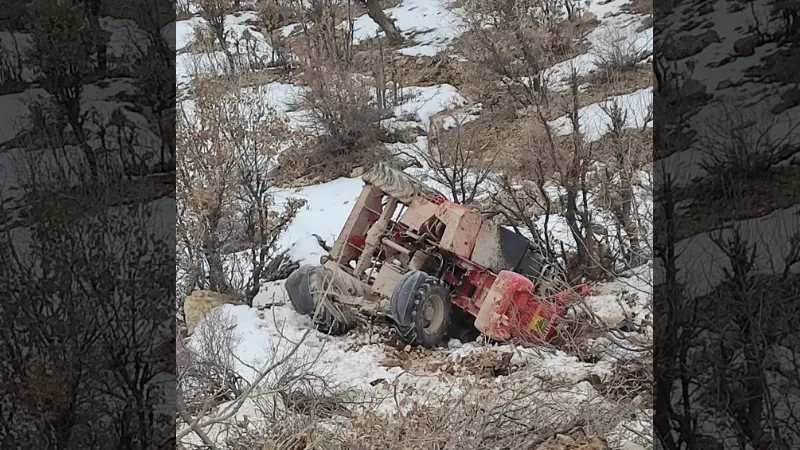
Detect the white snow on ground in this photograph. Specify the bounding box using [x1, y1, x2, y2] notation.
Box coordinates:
[548, 87, 653, 142]
[0, 88, 47, 144]
[0, 31, 36, 82]
[272, 177, 365, 266]
[542, 13, 652, 92]
[100, 17, 151, 66]
[391, 84, 467, 126]
[652, 0, 800, 189]
[655, 204, 800, 299]
[192, 272, 644, 412]
[174, 10, 280, 93]
[174, 16, 207, 51]
[174, 0, 654, 447]
[347, 0, 466, 56]
[190, 304, 275, 384]
[441, 104, 483, 129]
[532, 171, 652, 264]
[0, 18, 148, 85]
[175, 10, 275, 58]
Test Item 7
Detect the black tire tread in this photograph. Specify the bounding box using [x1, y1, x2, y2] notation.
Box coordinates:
[394, 277, 452, 348]
[287, 265, 355, 336]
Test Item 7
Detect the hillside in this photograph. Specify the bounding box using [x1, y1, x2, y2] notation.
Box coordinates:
[173, 0, 654, 449]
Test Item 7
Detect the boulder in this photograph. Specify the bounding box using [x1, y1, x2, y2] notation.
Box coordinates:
[580, 11, 598, 26]
[663, 29, 720, 60]
[184, 290, 237, 335]
[679, 78, 707, 99]
[349, 166, 365, 178]
[716, 79, 733, 90]
[733, 35, 758, 56]
[772, 87, 800, 114]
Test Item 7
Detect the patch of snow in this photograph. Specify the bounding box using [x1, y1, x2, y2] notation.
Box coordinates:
[441, 104, 483, 129]
[174, 17, 208, 52]
[392, 84, 467, 127]
[347, 0, 466, 57]
[655, 204, 800, 298]
[282, 23, 301, 37]
[542, 14, 652, 92]
[548, 87, 653, 142]
[0, 31, 36, 82]
[272, 177, 366, 266]
[190, 304, 274, 384]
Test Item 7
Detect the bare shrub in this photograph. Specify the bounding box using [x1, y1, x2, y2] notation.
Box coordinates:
[698, 102, 799, 198]
[0, 33, 27, 93]
[0, 154, 174, 448]
[404, 113, 498, 205]
[177, 76, 301, 305]
[490, 68, 620, 281]
[592, 100, 653, 267]
[259, 0, 294, 67]
[772, 0, 800, 39]
[459, 0, 586, 107]
[460, 0, 652, 280]
[290, 0, 357, 65]
[291, 63, 390, 178]
[657, 226, 800, 449]
[197, 0, 235, 47]
[182, 307, 245, 409]
[591, 26, 651, 75]
[26, 0, 101, 180]
[177, 0, 195, 19]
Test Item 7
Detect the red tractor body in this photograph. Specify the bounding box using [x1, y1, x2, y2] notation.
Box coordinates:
[286, 163, 589, 346]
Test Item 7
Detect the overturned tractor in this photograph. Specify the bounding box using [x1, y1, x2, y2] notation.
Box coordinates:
[285, 163, 589, 347]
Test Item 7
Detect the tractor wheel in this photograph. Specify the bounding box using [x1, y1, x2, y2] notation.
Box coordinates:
[362, 162, 437, 203]
[390, 270, 428, 340]
[285, 265, 316, 316]
[392, 274, 452, 348]
[285, 265, 355, 336]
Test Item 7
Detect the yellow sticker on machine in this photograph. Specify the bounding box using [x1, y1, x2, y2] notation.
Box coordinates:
[528, 306, 549, 334]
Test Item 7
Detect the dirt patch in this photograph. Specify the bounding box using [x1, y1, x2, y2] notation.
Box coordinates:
[662, 28, 720, 61]
[622, 0, 654, 15]
[533, 435, 610, 450]
[352, 50, 471, 88]
[380, 344, 519, 379]
[669, 163, 800, 241]
[581, 65, 653, 98]
[745, 45, 800, 85]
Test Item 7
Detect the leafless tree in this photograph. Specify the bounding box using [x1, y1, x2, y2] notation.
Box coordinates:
[198, 0, 238, 71]
[26, 0, 105, 181]
[177, 76, 301, 305]
[355, 0, 404, 43]
[404, 113, 498, 205]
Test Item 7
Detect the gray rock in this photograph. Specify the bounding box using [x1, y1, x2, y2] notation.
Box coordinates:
[663, 29, 720, 61]
[733, 35, 758, 56]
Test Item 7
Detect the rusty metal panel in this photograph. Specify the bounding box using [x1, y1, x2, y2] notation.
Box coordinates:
[372, 264, 404, 298]
[437, 202, 483, 259]
[398, 196, 438, 231]
[329, 185, 383, 262]
[470, 218, 506, 271]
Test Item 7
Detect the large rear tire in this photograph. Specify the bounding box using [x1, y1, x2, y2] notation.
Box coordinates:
[285, 265, 355, 336]
[390, 270, 427, 342]
[391, 274, 452, 348]
[285, 265, 316, 315]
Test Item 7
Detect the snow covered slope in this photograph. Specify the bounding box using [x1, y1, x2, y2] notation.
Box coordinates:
[176, 0, 654, 447]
